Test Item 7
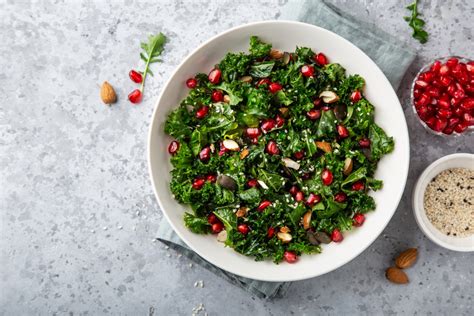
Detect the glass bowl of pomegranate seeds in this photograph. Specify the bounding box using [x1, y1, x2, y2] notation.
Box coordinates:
[411, 56, 474, 136]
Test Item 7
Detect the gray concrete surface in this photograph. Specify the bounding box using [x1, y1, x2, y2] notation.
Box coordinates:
[1, 0, 473, 315]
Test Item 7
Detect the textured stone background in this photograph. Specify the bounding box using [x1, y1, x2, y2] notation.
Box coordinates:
[1, 0, 473, 315]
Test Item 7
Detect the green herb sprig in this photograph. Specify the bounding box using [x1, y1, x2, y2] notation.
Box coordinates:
[404, 0, 428, 44]
[139, 33, 167, 93]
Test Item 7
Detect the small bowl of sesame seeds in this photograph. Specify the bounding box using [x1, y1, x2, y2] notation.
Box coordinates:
[413, 153, 474, 252]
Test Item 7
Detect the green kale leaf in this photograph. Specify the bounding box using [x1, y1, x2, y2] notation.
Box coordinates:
[249, 36, 271, 58]
[184, 212, 210, 234]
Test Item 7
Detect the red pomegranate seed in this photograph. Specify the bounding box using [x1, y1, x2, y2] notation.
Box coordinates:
[446, 57, 459, 68]
[237, 224, 250, 235]
[129, 70, 143, 83]
[461, 98, 474, 110]
[275, 114, 285, 127]
[458, 72, 469, 84]
[283, 251, 298, 263]
[245, 127, 261, 138]
[443, 126, 454, 135]
[331, 229, 343, 242]
[211, 222, 223, 234]
[196, 106, 210, 119]
[334, 192, 347, 203]
[266, 140, 280, 155]
[199, 147, 211, 162]
[437, 109, 452, 119]
[453, 106, 465, 118]
[448, 117, 461, 128]
[207, 213, 219, 224]
[293, 150, 305, 160]
[321, 169, 333, 186]
[430, 60, 441, 73]
[439, 64, 450, 76]
[415, 80, 429, 89]
[463, 112, 474, 125]
[337, 125, 349, 138]
[294, 191, 304, 202]
[261, 119, 276, 132]
[313, 98, 322, 107]
[306, 193, 321, 206]
[451, 96, 463, 107]
[353, 213, 365, 227]
[352, 180, 365, 191]
[208, 68, 221, 84]
[453, 89, 466, 100]
[426, 86, 440, 98]
[257, 78, 271, 86]
[192, 178, 206, 190]
[350, 90, 362, 103]
[186, 77, 197, 89]
[247, 179, 258, 188]
[415, 93, 430, 107]
[250, 137, 259, 145]
[438, 94, 451, 109]
[454, 121, 468, 133]
[466, 61, 474, 74]
[425, 116, 436, 128]
[432, 78, 443, 88]
[359, 138, 370, 148]
[465, 84, 474, 94]
[413, 89, 421, 99]
[128, 89, 142, 103]
[447, 83, 457, 96]
[301, 65, 315, 77]
[289, 185, 299, 196]
[432, 118, 448, 132]
[257, 200, 272, 212]
[314, 53, 328, 66]
[321, 106, 331, 111]
[268, 82, 283, 93]
[211, 90, 224, 102]
[206, 174, 217, 183]
[267, 227, 275, 238]
[168, 141, 180, 155]
[420, 71, 434, 82]
[417, 105, 431, 121]
[440, 75, 453, 87]
[307, 109, 321, 120]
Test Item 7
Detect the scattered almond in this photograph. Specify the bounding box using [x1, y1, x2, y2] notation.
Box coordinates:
[395, 248, 418, 269]
[280, 226, 290, 233]
[277, 232, 292, 243]
[385, 267, 409, 284]
[343, 157, 353, 176]
[269, 49, 284, 59]
[319, 90, 339, 103]
[316, 141, 332, 153]
[100, 81, 117, 105]
[240, 148, 249, 160]
[235, 207, 248, 218]
[302, 211, 312, 230]
[223, 139, 240, 151]
[240, 76, 252, 83]
[223, 95, 231, 103]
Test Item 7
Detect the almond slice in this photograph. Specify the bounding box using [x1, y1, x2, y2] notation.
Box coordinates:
[319, 91, 339, 103]
[277, 232, 292, 243]
[302, 211, 312, 230]
[223, 139, 240, 151]
[343, 157, 353, 176]
[316, 141, 332, 153]
[282, 158, 300, 170]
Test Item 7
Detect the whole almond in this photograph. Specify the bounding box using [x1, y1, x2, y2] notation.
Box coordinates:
[269, 49, 284, 59]
[100, 81, 117, 105]
[395, 248, 418, 269]
[386, 267, 409, 284]
[316, 141, 332, 153]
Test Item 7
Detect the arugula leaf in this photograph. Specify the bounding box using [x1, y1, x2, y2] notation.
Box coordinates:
[249, 61, 275, 78]
[184, 212, 210, 234]
[258, 169, 286, 192]
[369, 123, 395, 161]
[404, 0, 428, 44]
[139, 33, 167, 93]
[249, 36, 271, 58]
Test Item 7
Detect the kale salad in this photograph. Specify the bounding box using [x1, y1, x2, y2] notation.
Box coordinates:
[164, 36, 394, 264]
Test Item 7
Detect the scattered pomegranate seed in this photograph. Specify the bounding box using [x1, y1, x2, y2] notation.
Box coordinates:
[211, 222, 223, 234]
[268, 82, 283, 93]
[289, 185, 299, 196]
[314, 52, 328, 66]
[313, 98, 322, 107]
[237, 224, 250, 235]
[208, 68, 221, 84]
[257, 78, 271, 86]
[129, 70, 143, 83]
[301, 65, 315, 77]
[331, 229, 343, 242]
[358, 138, 370, 148]
[337, 125, 349, 138]
[306, 193, 321, 206]
[261, 119, 276, 132]
[353, 213, 365, 227]
[199, 147, 211, 162]
[350, 90, 362, 103]
[257, 200, 272, 212]
[267, 227, 275, 238]
[211, 90, 224, 102]
[247, 179, 258, 188]
[250, 137, 259, 145]
[207, 213, 219, 224]
[128, 89, 142, 104]
[245, 127, 261, 138]
[206, 174, 217, 183]
[275, 114, 285, 127]
[307, 109, 321, 120]
[168, 140, 180, 155]
[192, 178, 206, 190]
[293, 150, 305, 160]
[295, 191, 304, 202]
[283, 251, 298, 263]
[266, 140, 280, 155]
[334, 192, 347, 203]
[352, 180, 365, 191]
[321, 169, 333, 186]
[186, 77, 197, 89]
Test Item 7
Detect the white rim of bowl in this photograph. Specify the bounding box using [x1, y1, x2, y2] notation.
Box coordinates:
[147, 20, 410, 281]
[412, 153, 474, 252]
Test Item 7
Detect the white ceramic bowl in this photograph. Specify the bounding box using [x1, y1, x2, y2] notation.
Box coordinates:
[148, 21, 410, 281]
[413, 153, 474, 252]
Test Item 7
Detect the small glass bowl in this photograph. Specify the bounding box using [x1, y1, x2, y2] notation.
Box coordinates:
[410, 56, 473, 137]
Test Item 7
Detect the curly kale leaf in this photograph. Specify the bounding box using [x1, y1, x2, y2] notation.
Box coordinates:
[321, 63, 346, 85]
[170, 142, 193, 169]
[219, 53, 252, 82]
[249, 36, 271, 58]
[184, 212, 210, 234]
[295, 46, 315, 62]
[164, 105, 192, 140]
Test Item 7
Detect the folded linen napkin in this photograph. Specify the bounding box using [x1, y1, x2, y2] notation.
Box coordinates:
[156, 0, 416, 299]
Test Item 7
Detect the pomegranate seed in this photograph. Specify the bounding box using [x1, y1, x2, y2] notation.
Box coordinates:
[289, 185, 299, 196]
[466, 61, 474, 74]
[417, 105, 432, 121]
[207, 213, 219, 224]
[237, 224, 250, 235]
[420, 71, 434, 82]
[432, 78, 443, 88]
[439, 64, 450, 76]
[301, 65, 315, 77]
[164, 139, 180, 157]
[186, 77, 197, 89]
[283, 251, 298, 263]
[426, 86, 440, 98]
[211, 90, 224, 102]
[413, 89, 422, 99]
[313, 98, 322, 107]
[454, 121, 468, 133]
[247, 179, 258, 188]
[195, 106, 210, 119]
[353, 213, 365, 227]
[415, 93, 430, 107]
[268, 82, 283, 93]
[453, 89, 466, 99]
[350, 90, 362, 103]
[432, 118, 448, 132]
[307, 109, 321, 120]
[334, 192, 347, 203]
[439, 75, 453, 87]
[208, 68, 221, 84]
[437, 109, 452, 119]
[261, 119, 276, 132]
[359, 138, 370, 148]
[245, 127, 261, 138]
[266, 140, 280, 155]
[463, 112, 474, 125]
[294, 191, 304, 202]
[453, 106, 465, 118]
[337, 125, 349, 138]
[352, 180, 365, 191]
[447, 83, 457, 96]
[430, 60, 441, 73]
[425, 116, 436, 128]
[267, 227, 275, 238]
[438, 95, 451, 109]
[250, 137, 259, 145]
[128, 89, 142, 104]
[129, 70, 143, 83]
[206, 174, 217, 183]
[451, 96, 462, 107]
[321, 169, 333, 186]
[321, 105, 331, 111]
[415, 80, 429, 89]
[192, 178, 206, 190]
[211, 222, 223, 234]
[314, 52, 328, 66]
[257, 200, 272, 212]
[458, 73, 469, 84]
[275, 114, 285, 127]
[448, 117, 461, 128]
[465, 84, 474, 94]
[199, 146, 211, 162]
[461, 98, 474, 110]
[443, 126, 454, 135]
[306, 193, 321, 206]
[293, 150, 305, 160]
[257, 78, 271, 86]
[446, 57, 459, 68]
[331, 229, 343, 242]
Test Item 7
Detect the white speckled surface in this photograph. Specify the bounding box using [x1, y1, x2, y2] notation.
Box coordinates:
[1, 0, 473, 314]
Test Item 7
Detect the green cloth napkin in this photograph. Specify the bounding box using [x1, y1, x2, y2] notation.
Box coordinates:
[156, 0, 416, 300]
